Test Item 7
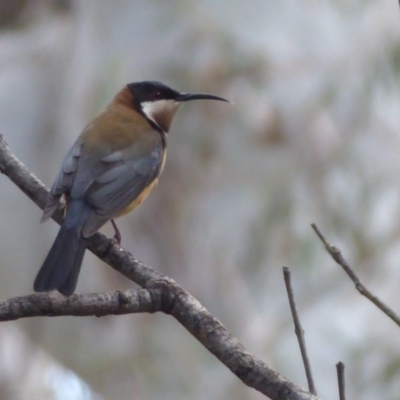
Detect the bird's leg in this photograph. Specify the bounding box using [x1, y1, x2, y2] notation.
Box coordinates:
[111, 219, 122, 245]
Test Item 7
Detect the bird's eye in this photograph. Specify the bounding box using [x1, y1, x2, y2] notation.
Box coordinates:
[152, 91, 162, 100]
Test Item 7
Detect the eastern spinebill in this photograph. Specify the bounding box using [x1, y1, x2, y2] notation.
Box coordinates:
[34, 81, 228, 296]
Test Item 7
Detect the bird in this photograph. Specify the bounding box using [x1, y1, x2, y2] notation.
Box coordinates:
[34, 80, 228, 296]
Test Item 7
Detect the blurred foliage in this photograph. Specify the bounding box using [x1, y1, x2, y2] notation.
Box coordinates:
[1, 0, 400, 399]
[0, 0, 28, 28]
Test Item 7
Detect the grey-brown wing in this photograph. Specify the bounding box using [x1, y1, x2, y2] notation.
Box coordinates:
[41, 142, 81, 222]
[81, 144, 163, 237]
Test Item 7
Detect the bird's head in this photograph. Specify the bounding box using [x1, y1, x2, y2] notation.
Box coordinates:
[127, 81, 228, 133]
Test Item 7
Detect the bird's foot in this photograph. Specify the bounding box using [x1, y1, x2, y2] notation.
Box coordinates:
[111, 219, 122, 246]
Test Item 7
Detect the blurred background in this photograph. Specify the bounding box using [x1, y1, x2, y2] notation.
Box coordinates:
[0, 0, 400, 399]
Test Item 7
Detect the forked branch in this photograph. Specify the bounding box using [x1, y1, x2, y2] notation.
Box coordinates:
[0, 134, 319, 400]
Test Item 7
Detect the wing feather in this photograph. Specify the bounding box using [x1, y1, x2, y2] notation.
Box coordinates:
[41, 142, 81, 222]
[86, 148, 162, 216]
[81, 143, 163, 236]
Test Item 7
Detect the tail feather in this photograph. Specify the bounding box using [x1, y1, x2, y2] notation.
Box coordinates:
[34, 201, 88, 296]
[58, 237, 86, 296]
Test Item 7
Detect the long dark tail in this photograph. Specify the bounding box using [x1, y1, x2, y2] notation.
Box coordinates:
[34, 201, 88, 296]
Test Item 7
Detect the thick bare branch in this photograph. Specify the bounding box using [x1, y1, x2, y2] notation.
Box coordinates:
[0, 289, 158, 320]
[0, 134, 321, 400]
[311, 223, 400, 328]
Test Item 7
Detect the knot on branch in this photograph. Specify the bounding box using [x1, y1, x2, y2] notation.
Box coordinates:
[144, 278, 181, 315]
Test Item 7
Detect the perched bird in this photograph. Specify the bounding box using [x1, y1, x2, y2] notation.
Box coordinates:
[34, 81, 228, 296]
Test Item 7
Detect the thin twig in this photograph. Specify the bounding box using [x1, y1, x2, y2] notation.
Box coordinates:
[311, 223, 400, 328]
[283, 266, 317, 396]
[336, 362, 346, 400]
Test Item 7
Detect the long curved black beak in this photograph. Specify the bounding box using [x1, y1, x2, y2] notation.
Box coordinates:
[176, 93, 229, 103]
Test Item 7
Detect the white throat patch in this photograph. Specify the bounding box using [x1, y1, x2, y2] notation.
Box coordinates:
[141, 99, 180, 131]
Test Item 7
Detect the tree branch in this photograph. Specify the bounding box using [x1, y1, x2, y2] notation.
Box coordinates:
[336, 362, 346, 400]
[283, 267, 317, 396]
[0, 289, 158, 320]
[0, 134, 320, 400]
[311, 223, 400, 328]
